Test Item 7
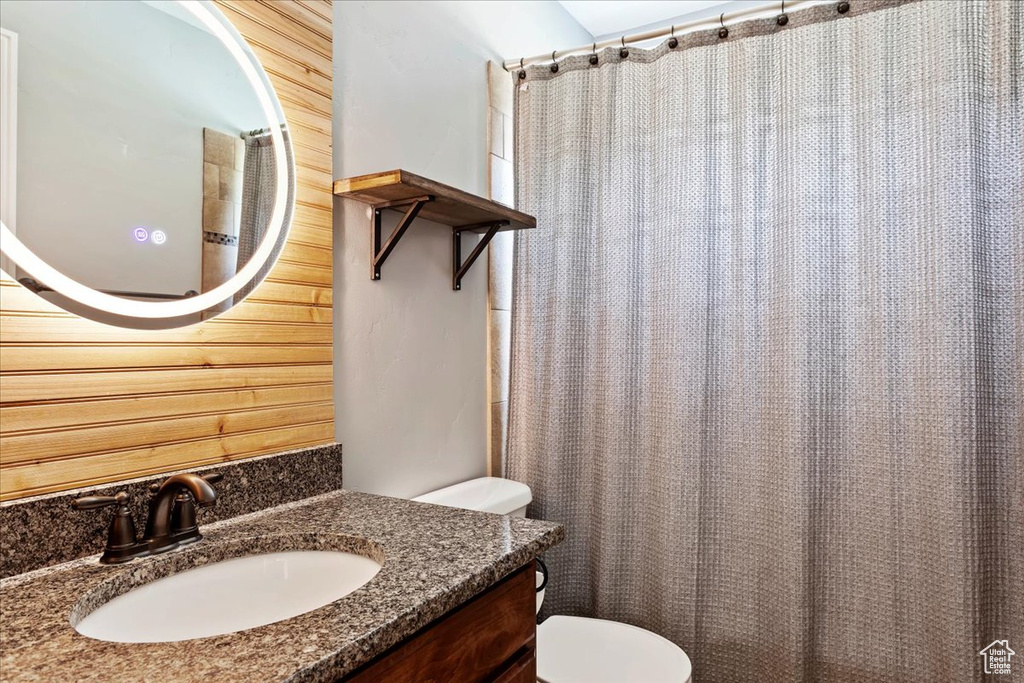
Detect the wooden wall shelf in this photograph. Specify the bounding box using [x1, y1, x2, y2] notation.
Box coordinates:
[333, 170, 536, 290]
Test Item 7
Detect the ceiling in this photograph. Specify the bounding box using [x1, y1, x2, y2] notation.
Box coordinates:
[558, 1, 734, 39]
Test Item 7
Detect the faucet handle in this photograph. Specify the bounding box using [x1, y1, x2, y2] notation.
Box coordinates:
[72, 491, 129, 510]
[72, 491, 143, 564]
[162, 472, 223, 545]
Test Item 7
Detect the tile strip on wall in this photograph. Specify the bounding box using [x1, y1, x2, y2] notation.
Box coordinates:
[486, 61, 514, 476]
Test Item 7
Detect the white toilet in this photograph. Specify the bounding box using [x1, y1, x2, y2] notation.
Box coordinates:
[413, 477, 693, 683]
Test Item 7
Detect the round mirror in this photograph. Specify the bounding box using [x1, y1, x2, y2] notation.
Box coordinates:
[0, 0, 294, 328]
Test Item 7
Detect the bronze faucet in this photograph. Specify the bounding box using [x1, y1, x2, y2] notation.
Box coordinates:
[143, 473, 218, 554]
[72, 472, 220, 564]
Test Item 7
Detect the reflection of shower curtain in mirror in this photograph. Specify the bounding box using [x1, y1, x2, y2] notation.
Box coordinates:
[234, 129, 293, 304]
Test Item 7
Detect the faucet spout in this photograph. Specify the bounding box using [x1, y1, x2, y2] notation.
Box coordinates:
[143, 473, 218, 553]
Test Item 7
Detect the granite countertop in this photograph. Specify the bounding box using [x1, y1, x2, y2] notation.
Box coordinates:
[0, 490, 564, 682]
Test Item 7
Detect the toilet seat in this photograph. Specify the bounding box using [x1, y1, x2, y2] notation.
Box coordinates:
[536, 615, 692, 683]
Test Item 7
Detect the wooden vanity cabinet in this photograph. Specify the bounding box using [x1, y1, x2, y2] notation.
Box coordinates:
[342, 562, 537, 683]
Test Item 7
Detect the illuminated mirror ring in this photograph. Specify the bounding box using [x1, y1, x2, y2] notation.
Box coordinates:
[0, 0, 293, 321]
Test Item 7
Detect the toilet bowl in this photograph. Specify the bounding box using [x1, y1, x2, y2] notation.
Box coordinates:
[412, 477, 692, 683]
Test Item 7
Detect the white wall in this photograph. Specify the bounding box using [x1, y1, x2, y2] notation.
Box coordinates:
[2, 0, 263, 295]
[590, 0, 764, 42]
[334, 1, 591, 497]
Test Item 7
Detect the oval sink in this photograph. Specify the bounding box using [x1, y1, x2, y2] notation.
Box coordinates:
[74, 551, 382, 643]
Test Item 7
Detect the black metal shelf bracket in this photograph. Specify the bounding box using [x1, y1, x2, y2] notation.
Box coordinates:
[370, 195, 434, 280]
[452, 220, 508, 291]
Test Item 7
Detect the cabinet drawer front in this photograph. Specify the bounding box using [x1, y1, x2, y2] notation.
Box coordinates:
[344, 563, 536, 683]
[491, 640, 537, 683]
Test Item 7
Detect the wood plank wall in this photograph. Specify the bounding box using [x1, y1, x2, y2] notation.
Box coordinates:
[0, 0, 335, 501]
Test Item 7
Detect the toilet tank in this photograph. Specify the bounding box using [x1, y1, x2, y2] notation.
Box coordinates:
[411, 477, 532, 517]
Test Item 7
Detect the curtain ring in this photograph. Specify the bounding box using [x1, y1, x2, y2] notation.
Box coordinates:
[589, 42, 599, 65]
[718, 13, 729, 39]
[550, 50, 559, 73]
[518, 57, 526, 80]
[668, 25, 678, 49]
[777, 0, 789, 25]
[619, 36, 629, 59]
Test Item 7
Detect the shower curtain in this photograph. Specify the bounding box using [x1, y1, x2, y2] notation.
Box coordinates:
[507, 1, 1022, 681]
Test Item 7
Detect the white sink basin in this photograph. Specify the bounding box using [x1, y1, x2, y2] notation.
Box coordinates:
[74, 551, 382, 643]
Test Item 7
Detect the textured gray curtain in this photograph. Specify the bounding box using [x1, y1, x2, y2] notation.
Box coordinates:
[234, 129, 293, 304]
[507, 1, 1023, 681]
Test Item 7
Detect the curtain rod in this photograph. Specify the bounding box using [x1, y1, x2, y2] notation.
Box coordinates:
[241, 123, 288, 139]
[502, 0, 832, 71]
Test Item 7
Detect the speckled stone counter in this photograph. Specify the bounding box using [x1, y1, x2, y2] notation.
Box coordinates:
[0, 490, 563, 682]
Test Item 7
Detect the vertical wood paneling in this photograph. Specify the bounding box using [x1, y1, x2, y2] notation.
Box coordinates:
[0, 1, 334, 501]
